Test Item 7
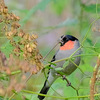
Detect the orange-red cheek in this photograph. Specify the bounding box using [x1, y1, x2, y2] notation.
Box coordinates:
[60, 40, 74, 50]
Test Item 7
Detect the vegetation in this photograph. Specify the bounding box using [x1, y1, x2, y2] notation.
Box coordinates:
[0, 0, 100, 100]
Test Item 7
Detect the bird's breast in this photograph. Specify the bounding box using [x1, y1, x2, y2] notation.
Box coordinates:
[52, 45, 81, 75]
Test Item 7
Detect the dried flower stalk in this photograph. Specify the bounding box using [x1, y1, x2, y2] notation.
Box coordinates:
[90, 55, 100, 100]
[0, 0, 43, 97]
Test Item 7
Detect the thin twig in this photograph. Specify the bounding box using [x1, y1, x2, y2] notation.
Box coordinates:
[24, 73, 33, 84]
[22, 89, 100, 99]
[96, 0, 99, 18]
[81, 17, 100, 45]
[60, 74, 79, 97]
[42, 42, 59, 61]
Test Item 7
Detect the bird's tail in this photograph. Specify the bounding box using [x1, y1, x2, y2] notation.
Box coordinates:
[38, 80, 50, 100]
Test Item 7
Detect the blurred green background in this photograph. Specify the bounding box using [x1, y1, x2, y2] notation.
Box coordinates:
[1, 0, 100, 100]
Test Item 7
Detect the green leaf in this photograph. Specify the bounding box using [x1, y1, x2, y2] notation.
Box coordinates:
[83, 4, 100, 13]
[80, 64, 93, 72]
[1, 41, 14, 58]
[94, 39, 100, 53]
[0, 75, 9, 81]
[13, 36, 21, 43]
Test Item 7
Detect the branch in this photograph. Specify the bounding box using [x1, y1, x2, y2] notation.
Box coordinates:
[61, 75, 79, 97]
[22, 89, 100, 100]
[90, 55, 100, 100]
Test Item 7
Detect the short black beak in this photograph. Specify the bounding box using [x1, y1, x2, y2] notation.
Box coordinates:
[58, 35, 65, 46]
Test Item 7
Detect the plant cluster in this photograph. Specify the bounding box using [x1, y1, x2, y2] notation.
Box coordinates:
[0, 0, 43, 97]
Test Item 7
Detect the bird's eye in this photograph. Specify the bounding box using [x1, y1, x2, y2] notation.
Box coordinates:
[63, 37, 66, 41]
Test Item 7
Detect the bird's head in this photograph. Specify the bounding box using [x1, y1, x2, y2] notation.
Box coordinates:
[59, 35, 78, 50]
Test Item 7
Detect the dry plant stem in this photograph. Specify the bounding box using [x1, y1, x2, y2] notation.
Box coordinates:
[0, 0, 43, 98]
[90, 55, 100, 100]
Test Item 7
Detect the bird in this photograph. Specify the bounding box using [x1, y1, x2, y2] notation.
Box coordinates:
[38, 35, 81, 100]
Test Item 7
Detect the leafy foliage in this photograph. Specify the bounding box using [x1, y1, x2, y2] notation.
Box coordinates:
[1, 40, 14, 57]
[0, 0, 100, 100]
[83, 4, 100, 13]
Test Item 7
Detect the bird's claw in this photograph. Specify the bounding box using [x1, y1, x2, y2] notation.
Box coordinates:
[66, 82, 71, 86]
[55, 73, 60, 76]
[62, 75, 66, 80]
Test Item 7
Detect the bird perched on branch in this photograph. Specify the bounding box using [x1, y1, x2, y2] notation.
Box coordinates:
[38, 35, 81, 100]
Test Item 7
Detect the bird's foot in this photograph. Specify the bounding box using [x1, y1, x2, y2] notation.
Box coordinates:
[55, 73, 61, 76]
[62, 75, 66, 80]
[62, 75, 71, 86]
[66, 82, 71, 86]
